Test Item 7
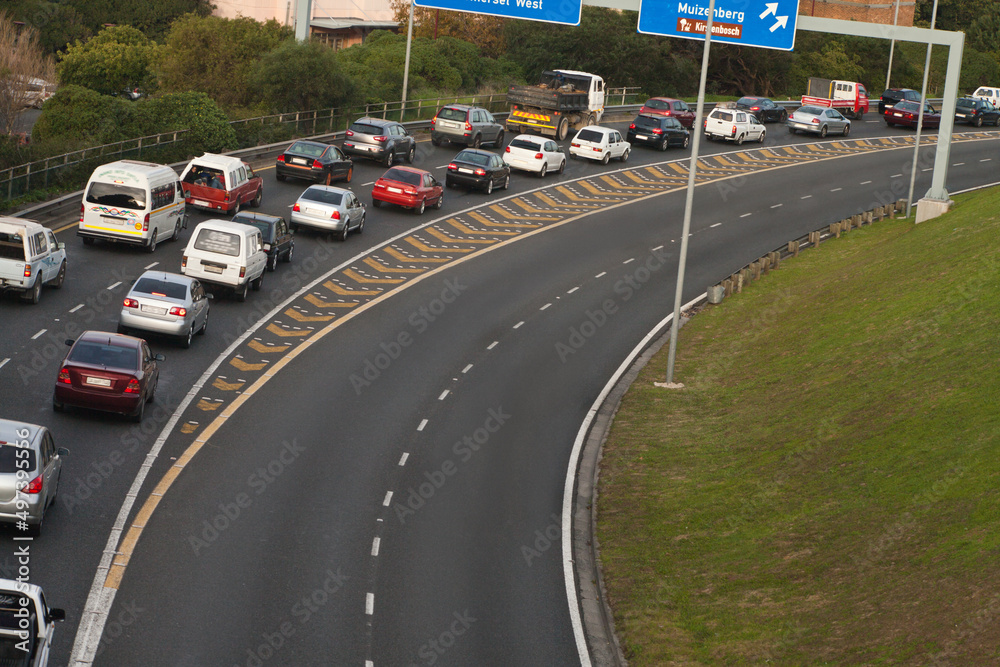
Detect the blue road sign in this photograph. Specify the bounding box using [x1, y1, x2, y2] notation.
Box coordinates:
[414, 0, 582, 26]
[638, 0, 800, 51]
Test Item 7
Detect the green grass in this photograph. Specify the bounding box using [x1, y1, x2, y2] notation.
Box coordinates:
[597, 187, 1000, 666]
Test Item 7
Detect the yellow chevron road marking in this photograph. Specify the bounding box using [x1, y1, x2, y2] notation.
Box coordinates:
[230, 357, 267, 370]
[343, 268, 404, 284]
[212, 378, 244, 391]
[197, 398, 222, 412]
[180, 423, 199, 434]
[265, 323, 312, 337]
[248, 340, 291, 353]
[487, 205, 558, 222]
[384, 245, 452, 263]
[304, 293, 359, 308]
[426, 227, 496, 246]
[556, 184, 618, 202]
[364, 256, 427, 274]
[623, 171, 664, 185]
[405, 234, 475, 254]
[511, 197, 575, 215]
[599, 175, 660, 191]
[453, 217, 519, 236]
[284, 308, 335, 322]
[533, 192, 599, 209]
[323, 281, 382, 296]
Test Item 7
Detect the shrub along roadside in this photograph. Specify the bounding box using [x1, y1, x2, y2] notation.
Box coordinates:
[597, 188, 1000, 665]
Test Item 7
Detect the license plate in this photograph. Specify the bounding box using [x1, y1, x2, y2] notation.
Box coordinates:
[893, 112, 902, 117]
[458, 168, 473, 174]
[140, 304, 167, 315]
[85, 376, 112, 387]
[636, 135, 649, 140]
[194, 200, 209, 207]
[956, 113, 966, 118]
[205, 265, 224, 274]
[439, 120, 459, 129]
[101, 216, 125, 225]
[305, 208, 324, 215]
[387, 187, 402, 193]
[292, 158, 308, 165]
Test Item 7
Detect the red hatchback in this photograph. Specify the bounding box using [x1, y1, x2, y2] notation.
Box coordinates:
[371, 166, 444, 215]
[639, 97, 696, 127]
[53, 331, 163, 422]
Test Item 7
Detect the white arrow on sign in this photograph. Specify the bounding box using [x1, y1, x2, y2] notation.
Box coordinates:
[759, 3, 778, 19]
[769, 15, 788, 31]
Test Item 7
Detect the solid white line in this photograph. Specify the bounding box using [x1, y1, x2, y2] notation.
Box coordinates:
[371, 537, 380, 556]
[417, 419, 428, 431]
[562, 292, 707, 667]
[622, 258, 635, 264]
[69, 304, 84, 313]
[107, 282, 121, 290]
[860, 180, 872, 185]
[144, 262, 158, 270]
[366, 593, 375, 615]
[771, 203, 783, 209]
[513, 321, 524, 329]
[382, 491, 393, 506]
[801, 194, 813, 199]
[710, 222, 722, 228]
[31, 329, 47, 340]
[540, 303, 552, 310]
[398, 452, 409, 466]
[438, 390, 449, 400]
[567, 286, 579, 294]
[462, 363, 473, 373]
[0, 359, 8, 370]
[830, 187, 842, 192]
[487, 341, 498, 350]
[595, 271, 606, 278]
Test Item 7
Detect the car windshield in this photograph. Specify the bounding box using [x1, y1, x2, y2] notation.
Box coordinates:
[711, 110, 734, 121]
[437, 107, 467, 121]
[455, 151, 490, 166]
[132, 277, 187, 300]
[0, 445, 37, 473]
[349, 122, 382, 136]
[193, 228, 241, 257]
[737, 97, 760, 106]
[643, 99, 669, 110]
[894, 101, 917, 112]
[509, 138, 542, 151]
[86, 182, 146, 210]
[68, 341, 139, 370]
[382, 168, 421, 186]
[797, 107, 823, 116]
[287, 142, 327, 158]
[575, 129, 604, 142]
[300, 188, 343, 205]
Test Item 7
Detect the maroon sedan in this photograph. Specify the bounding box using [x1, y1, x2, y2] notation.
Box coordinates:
[638, 97, 696, 127]
[884, 100, 941, 129]
[371, 166, 443, 215]
[53, 331, 163, 422]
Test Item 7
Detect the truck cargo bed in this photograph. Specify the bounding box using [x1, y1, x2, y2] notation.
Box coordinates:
[507, 85, 588, 112]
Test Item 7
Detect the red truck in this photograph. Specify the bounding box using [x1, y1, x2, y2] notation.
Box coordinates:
[801, 78, 870, 120]
[180, 153, 263, 214]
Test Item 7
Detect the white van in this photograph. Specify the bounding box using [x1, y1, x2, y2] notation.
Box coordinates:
[181, 220, 266, 301]
[79, 160, 186, 253]
[972, 86, 1000, 108]
[0, 217, 67, 304]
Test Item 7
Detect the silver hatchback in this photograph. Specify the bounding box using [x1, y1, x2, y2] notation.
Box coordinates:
[290, 185, 366, 241]
[119, 271, 211, 348]
[787, 105, 852, 137]
[0, 419, 68, 536]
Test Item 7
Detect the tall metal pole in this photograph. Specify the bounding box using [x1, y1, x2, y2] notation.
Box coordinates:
[885, 0, 901, 90]
[905, 0, 938, 219]
[401, 0, 415, 122]
[664, 0, 714, 385]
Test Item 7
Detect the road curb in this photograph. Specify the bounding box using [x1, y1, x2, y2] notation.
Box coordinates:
[572, 295, 706, 666]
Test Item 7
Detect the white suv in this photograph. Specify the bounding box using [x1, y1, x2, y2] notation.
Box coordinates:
[569, 126, 630, 164]
[0, 217, 66, 304]
[972, 86, 1000, 108]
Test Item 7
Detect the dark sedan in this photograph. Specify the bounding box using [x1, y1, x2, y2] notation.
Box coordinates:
[954, 97, 1000, 127]
[627, 114, 690, 150]
[53, 331, 163, 422]
[445, 149, 510, 194]
[232, 211, 294, 271]
[884, 100, 941, 129]
[276, 140, 353, 185]
[735, 96, 787, 123]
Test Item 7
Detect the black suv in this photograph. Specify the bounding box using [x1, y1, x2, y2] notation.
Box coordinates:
[878, 88, 920, 115]
[342, 117, 416, 167]
[431, 104, 505, 148]
[232, 212, 294, 271]
[626, 115, 690, 151]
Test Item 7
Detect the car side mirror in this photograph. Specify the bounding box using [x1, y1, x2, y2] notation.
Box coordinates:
[154, 353, 166, 362]
[57, 447, 69, 456]
[49, 608, 66, 622]
[65, 339, 73, 346]
[206, 293, 214, 300]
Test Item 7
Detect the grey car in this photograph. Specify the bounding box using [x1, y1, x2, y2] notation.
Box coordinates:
[0, 419, 68, 536]
[290, 185, 366, 241]
[118, 271, 211, 348]
[787, 105, 852, 137]
[342, 117, 416, 167]
[431, 104, 504, 148]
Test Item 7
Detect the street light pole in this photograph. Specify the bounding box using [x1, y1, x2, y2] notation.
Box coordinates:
[401, 0, 415, 122]
[906, 0, 938, 219]
[885, 0, 901, 90]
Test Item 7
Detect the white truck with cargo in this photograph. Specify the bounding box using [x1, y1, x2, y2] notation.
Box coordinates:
[801, 77, 870, 119]
[505, 70, 606, 141]
[0, 217, 66, 304]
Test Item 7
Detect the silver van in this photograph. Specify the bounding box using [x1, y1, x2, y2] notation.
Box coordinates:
[0, 419, 68, 536]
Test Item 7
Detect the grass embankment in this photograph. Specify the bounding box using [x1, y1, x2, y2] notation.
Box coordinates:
[597, 187, 1000, 666]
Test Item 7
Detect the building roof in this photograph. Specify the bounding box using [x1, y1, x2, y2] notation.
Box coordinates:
[310, 17, 398, 30]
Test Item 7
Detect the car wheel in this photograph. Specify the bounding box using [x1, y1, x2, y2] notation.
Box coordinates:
[251, 272, 264, 291]
[52, 395, 64, 412]
[539, 163, 547, 177]
[659, 138, 669, 151]
[236, 281, 248, 302]
[130, 397, 145, 423]
[198, 311, 208, 335]
[385, 151, 394, 167]
[338, 224, 349, 241]
[171, 220, 181, 241]
[372, 198, 382, 207]
[485, 179, 493, 195]
[232, 200, 240, 215]
[601, 151, 610, 165]
[885, 119, 894, 127]
[415, 198, 426, 215]
[735, 133, 745, 145]
[994, 116, 1000, 127]
[21, 277, 41, 304]
[146, 232, 157, 254]
[407, 146, 416, 163]
[557, 158, 565, 174]
[758, 130, 766, 143]
[705, 133, 713, 141]
[283, 243, 294, 262]
[494, 131, 504, 148]
[52, 261, 66, 288]
[843, 123, 851, 136]
[251, 189, 262, 207]
[472, 135, 482, 149]
[357, 213, 366, 233]
[276, 172, 286, 182]
[267, 252, 277, 272]
[682, 134, 690, 149]
[780, 110, 788, 123]
[434, 193, 443, 209]
[974, 115, 983, 128]
[620, 147, 630, 162]
[181, 326, 193, 349]
[344, 167, 353, 183]
[820, 125, 828, 138]
[324, 171, 333, 186]
[502, 174, 510, 190]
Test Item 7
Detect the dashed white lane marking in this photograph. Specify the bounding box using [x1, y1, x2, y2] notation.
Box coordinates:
[144, 262, 158, 270]
[953, 163, 965, 166]
[438, 390, 449, 400]
[366, 593, 375, 615]
[622, 258, 635, 264]
[860, 180, 872, 185]
[830, 187, 842, 192]
[366, 661, 374, 667]
[740, 213, 752, 218]
[417, 419, 428, 431]
[595, 271, 607, 278]
[69, 304, 84, 313]
[652, 245, 664, 251]
[981, 158, 993, 162]
[567, 286, 579, 294]
[540, 303, 552, 310]
[771, 203, 783, 209]
[371, 537, 380, 557]
[513, 321, 524, 329]
[710, 223, 722, 228]
[801, 194, 813, 199]
[922, 167, 932, 171]
[0, 359, 8, 370]
[363, 181, 376, 186]
[462, 363, 473, 373]
[31, 329, 47, 340]
[487, 341, 498, 350]
[891, 173, 903, 178]
[398, 453, 409, 466]
[382, 491, 393, 506]
[435, 165, 448, 169]
[107, 281, 121, 290]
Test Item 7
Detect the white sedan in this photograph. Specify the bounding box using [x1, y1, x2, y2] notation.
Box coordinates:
[569, 126, 631, 164]
[503, 135, 567, 177]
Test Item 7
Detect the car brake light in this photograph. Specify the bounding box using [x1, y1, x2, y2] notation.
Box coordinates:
[312, 160, 323, 169]
[331, 210, 341, 220]
[23, 264, 31, 278]
[240, 267, 246, 278]
[142, 214, 149, 232]
[751, 106, 760, 111]
[57, 368, 70, 384]
[571, 143, 580, 148]
[292, 203, 300, 212]
[404, 187, 417, 195]
[465, 122, 472, 132]
[534, 153, 543, 159]
[21, 475, 43, 494]
[474, 168, 486, 176]
[169, 306, 187, 316]
[811, 118, 819, 124]
[124, 378, 141, 394]
[664, 110, 672, 116]
[447, 163, 458, 171]
[181, 255, 187, 268]
[346, 129, 354, 137]
[505, 146, 511, 152]
[80, 203, 84, 222]
[374, 136, 387, 143]
[430, 118, 436, 125]
[277, 155, 285, 162]
[653, 128, 663, 134]
[593, 148, 601, 152]
[124, 298, 138, 308]
[731, 125, 737, 135]
[629, 123, 636, 129]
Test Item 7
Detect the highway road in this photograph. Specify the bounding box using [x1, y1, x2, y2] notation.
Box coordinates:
[0, 117, 997, 666]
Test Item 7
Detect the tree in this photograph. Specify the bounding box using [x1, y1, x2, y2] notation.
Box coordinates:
[57, 26, 159, 96]
[389, 0, 508, 59]
[253, 40, 357, 113]
[159, 15, 293, 110]
[0, 12, 56, 135]
[6, 1, 92, 54]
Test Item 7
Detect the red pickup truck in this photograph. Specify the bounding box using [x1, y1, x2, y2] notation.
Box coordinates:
[180, 153, 263, 214]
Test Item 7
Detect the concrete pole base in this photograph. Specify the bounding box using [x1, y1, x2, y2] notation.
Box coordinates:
[915, 197, 953, 224]
[654, 382, 685, 389]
